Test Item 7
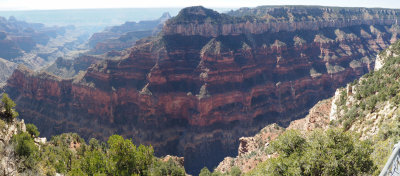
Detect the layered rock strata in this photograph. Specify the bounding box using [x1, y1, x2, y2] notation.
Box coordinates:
[88, 12, 171, 54]
[5, 6, 400, 174]
[0, 17, 89, 83]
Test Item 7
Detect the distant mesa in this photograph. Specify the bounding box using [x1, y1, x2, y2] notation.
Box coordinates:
[87, 12, 171, 54]
[0, 16, 86, 83]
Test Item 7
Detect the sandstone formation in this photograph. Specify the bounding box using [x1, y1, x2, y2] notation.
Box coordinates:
[5, 6, 400, 174]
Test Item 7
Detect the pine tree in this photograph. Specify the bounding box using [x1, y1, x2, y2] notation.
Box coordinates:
[1, 93, 18, 122]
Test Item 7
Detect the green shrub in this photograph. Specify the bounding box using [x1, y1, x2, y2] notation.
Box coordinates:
[67, 168, 87, 176]
[247, 129, 375, 176]
[26, 123, 40, 137]
[12, 132, 40, 169]
[199, 167, 212, 176]
[80, 149, 107, 175]
[0, 119, 5, 130]
[229, 166, 242, 176]
[107, 135, 154, 175]
[211, 171, 223, 176]
[270, 130, 306, 157]
[13, 132, 38, 157]
[343, 118, 352, 130]
[150, 159, 185, 176]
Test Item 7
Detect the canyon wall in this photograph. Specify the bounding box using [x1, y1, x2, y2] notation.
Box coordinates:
[0, 16, 90, 84]
[88, 12, 171, 54]
[5, 6, 400, 174]
[0, 16, 66, 60]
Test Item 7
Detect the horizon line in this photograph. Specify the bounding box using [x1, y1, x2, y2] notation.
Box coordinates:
[0, 5, 399, 12]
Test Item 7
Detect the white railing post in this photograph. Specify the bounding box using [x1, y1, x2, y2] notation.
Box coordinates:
[380, 142, 400, 176]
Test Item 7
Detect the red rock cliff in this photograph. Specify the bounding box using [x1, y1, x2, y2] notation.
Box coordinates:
[5, 6, 400, 174]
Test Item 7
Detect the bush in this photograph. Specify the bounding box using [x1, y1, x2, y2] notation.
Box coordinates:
[248, 129, 375, 176]
[107, 135, 154, 175]
[150, 159, 185, 176]
[67, 168, 87, 176]
[303, 129, 375, 175]
[13, 132, 38, 157]
[80, 149, 107, 175]
[229, 166, 242, 176]
[12, 132, 40, 169]
[26, 123, 40, 137]
[199, 167, 211, 176]
[0, 119, 5, 130]
[270, 130, 306, 157]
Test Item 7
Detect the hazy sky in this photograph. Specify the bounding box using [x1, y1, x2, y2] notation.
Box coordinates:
[1, 0, 400, 10]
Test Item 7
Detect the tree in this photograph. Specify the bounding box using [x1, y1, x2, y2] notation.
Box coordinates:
[26, 123, 40, 137]
[150, 159, 185, 176]
[135, 144, 154, 175]
[107, 135, 137, 175]
[107, 135, 153, 175]
[253, 128, 376, 176]
[303, 129, 375, 175]
[12, 132, 39, 169]
[270, 130, 306, 157]
[1, 93, 18, 122]
[199, 167, 211, 176]
[80, 149, 107, 175]
[13, 132, 38, 157]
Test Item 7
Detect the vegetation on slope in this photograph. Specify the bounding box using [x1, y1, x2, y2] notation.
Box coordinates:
[199, 166, 242, 176]
[244, 129, 375, 175]
[330, 40, 400, 175]
[334, 41, 400, 130]
[0, 94, 186, 176]
[167, 6, 251, 24]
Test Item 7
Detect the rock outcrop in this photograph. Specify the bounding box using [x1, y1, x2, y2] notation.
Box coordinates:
[5, 6, 400, 174]
[0, 118, 27, 175]
[215, 99, 332, 174]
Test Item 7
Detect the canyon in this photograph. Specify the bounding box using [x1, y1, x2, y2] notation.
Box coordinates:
[4, 6, 400, 174]
[43, 12, 172, 79]
[88, 12, 171, 54]
[0, 16, 90, 84]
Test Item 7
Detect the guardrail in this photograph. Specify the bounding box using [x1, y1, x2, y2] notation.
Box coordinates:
[380, 142, 400, 176]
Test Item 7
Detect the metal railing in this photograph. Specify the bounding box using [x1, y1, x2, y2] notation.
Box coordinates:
[380, 142, 400, 176]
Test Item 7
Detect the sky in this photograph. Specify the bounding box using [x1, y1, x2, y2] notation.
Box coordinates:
[0, 0, 400, 10]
